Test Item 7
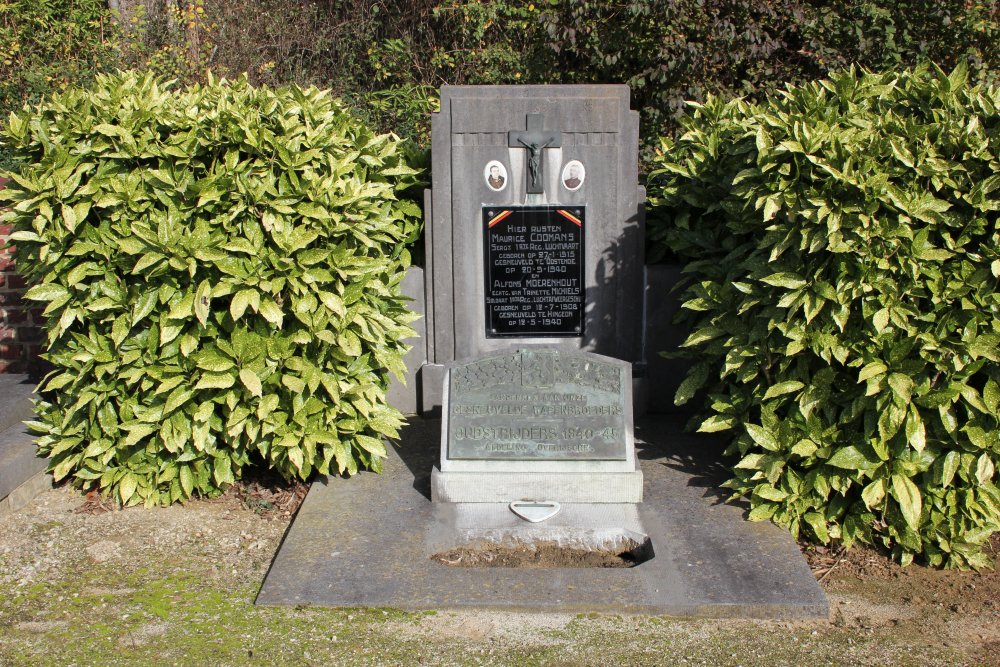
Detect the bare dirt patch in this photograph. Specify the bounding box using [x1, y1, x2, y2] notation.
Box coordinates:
[431, 539, 651, 568]
[802, 535, 1000, 666]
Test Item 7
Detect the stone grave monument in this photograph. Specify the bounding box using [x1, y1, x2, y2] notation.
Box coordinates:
[420, 85, 645, 413]
[425, 85, 647, 550]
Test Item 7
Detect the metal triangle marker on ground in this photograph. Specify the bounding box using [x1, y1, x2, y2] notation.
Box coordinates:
[509, 501, 561, 523]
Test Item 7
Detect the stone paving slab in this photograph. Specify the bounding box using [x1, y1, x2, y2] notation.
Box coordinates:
[0, 374, 34, 433]
[0, 425, 46, 502]
[0, 374, 44, 509]
[256, 415, 828, 619]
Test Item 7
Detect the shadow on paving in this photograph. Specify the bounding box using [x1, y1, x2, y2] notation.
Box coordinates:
[392, 417, 440, 501]
[634, 415, 741, 508]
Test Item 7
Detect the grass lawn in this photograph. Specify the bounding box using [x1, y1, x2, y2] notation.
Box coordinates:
[1, 484, 997, 666]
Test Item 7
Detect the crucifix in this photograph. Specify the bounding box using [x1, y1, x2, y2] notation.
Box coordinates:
[508, 113, 562, 194]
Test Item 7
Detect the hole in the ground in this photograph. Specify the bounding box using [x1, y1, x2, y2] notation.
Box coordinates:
[431, 537, 655, 569]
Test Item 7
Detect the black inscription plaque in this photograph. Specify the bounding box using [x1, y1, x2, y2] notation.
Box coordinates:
[483, 206, 585, 337]
[447, 349, 627, 461]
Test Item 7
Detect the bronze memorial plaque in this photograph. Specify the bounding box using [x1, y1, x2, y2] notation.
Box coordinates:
[446, 349, 627, 461]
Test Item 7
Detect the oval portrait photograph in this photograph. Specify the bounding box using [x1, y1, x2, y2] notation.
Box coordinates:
[562, 160, 585, 191]
[484, 160, 508, 192]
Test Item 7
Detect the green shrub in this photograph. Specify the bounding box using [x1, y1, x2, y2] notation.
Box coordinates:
[537, 0, 999, 161]
[344, 85, 439, 150]
[0, 0, 120, 168]
[649, 64, 1000, 568]
[0, 72, 423, 506]
[38, 1, 993, 165]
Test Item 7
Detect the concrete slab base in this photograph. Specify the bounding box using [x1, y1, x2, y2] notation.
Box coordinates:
[0, 374, 35, 433]
[430, 468, 644, 503]
[256, 415, 829, 619]
[0, 425, 48, 509]
[428, 502, 648, 554]
[0, 471, 52, 515]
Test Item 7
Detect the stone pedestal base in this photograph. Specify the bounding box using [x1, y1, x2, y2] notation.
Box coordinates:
[431, 465, 643, 503]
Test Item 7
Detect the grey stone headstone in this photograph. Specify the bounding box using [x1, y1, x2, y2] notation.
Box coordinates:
[431, 349, 642, 503]
[421, 85, 644, 411]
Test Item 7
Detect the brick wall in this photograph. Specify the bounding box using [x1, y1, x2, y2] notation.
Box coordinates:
[0, 176, 44, 375]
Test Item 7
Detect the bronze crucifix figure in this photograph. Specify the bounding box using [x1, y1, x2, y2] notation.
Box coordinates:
[508, 113, 562, 194]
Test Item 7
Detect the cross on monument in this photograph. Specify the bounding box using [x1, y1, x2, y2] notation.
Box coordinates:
[508, 113, 562, 194]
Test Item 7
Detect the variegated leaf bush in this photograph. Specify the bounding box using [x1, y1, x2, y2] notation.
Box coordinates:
[650, 64, 1000, 568]
[0, 72, 423, 506]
